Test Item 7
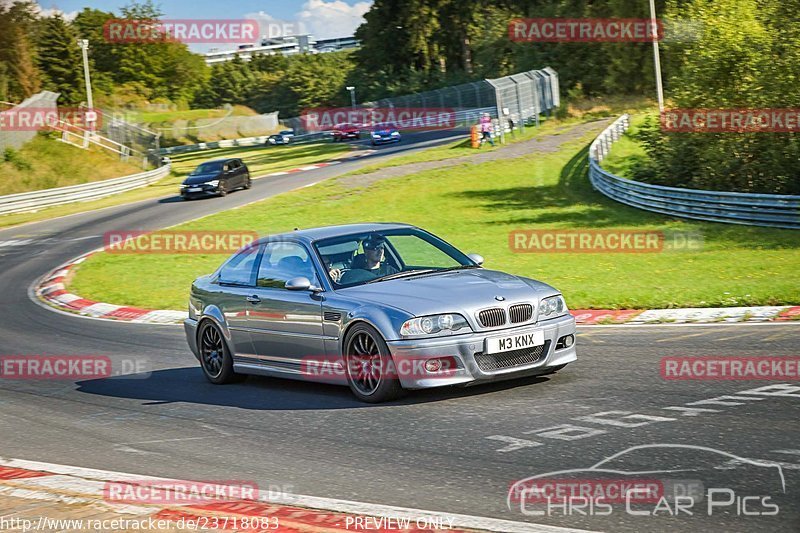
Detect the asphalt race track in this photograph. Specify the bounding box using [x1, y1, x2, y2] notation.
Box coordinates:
[0, 128, 798, 532]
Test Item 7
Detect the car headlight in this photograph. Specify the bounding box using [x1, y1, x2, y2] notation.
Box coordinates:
[206, 180, 220, 187]
[539, 295, 568, 319]
[372, 133, 381, 138]
[400, 314, 470, 336]
[391, 131, 400, 136]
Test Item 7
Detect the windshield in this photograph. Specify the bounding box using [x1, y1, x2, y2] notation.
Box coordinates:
[314, 228, 476, 288]
[191, 161, 223, 174]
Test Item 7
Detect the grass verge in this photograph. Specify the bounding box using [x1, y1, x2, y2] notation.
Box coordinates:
[168, 142, 350, 179]
[69, 115, 800, 311]
[0, 141, 349, 230]
[0, 133, 142, 195]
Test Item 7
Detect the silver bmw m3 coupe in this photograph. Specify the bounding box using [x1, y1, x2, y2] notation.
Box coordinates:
[184, 223, 577, 402]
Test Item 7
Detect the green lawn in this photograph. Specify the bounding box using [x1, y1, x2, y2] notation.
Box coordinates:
[69, 118, 800, 311]
[168, 142, 350, 178]
[0, 133, 142, 195]
[599, 114, 651, 179]
[130, 105, 256, 124]
[0, 141, 348, 230]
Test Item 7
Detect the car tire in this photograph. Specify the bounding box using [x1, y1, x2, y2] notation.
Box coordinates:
[218, 184, 227, 197]
[343, 323, 404, 403]
[243, 177, 252, 189]
[197, 320, 243, 384]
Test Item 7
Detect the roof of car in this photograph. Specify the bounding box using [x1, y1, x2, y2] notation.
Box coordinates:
[257, 223, 415, 244]
[199, 158, 237, 164]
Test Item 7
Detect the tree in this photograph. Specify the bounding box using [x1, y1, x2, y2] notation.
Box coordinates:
[634, 0, 800, 194]
[38, 15, 85, 104]
[0, 1, 41, 101]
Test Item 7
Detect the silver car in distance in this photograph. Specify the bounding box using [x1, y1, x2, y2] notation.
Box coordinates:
[184, 223, 577, 402]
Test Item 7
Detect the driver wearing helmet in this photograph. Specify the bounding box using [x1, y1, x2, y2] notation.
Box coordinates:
[333, 234, 399, 285]
[355, 234, 397, 277]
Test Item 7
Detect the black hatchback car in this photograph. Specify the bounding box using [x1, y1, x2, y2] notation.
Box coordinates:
[180, 158, 251, 200]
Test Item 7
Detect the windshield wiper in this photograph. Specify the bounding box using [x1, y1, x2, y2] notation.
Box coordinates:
[363, 269, 436, 284]
[363, 265, 478, 284]
[431, 264, 481, 274]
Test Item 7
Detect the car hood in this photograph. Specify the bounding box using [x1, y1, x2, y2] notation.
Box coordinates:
[340, 268, 558, 317]
[183, 173, 220, 185]
[373, 129, 395, 135]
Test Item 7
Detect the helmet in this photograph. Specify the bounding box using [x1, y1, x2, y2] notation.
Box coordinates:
[362, 234, 387, 250]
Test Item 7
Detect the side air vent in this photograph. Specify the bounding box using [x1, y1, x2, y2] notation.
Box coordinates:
[324, 311, 342, 322]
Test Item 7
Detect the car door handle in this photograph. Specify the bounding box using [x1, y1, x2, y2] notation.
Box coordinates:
[246, 295, 260, 304]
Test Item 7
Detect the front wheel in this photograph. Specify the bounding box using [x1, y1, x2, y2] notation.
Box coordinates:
[243, 176, 252, 189]
[198, 321, 242, 384]
[218, 184, 227, 197]
[343, 323, 403, 403]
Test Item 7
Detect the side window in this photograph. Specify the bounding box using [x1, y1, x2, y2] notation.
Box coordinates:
[387, 235, 459, 268]
[257, 242, 317, 289]
[218, 245, 260, 286]
[231, 160, 240, 170]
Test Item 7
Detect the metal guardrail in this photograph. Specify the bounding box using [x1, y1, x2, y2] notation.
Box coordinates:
[589, 115, 800, 229]
[0, 165, 171, 216]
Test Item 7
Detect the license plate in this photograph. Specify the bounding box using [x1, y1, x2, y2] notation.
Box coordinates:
[486, 330, 544, 354]
[187, 187, 201, 192]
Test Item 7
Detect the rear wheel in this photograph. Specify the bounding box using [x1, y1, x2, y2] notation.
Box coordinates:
[344, 323, 403, 403]
[243, 176, 252, 189]
[198, 321, 242, 384]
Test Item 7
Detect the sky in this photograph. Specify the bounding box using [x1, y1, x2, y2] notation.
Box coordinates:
[33, 0, 372, 51]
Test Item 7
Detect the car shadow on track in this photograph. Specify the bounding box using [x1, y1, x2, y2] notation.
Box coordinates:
[74, 367, 559, 410]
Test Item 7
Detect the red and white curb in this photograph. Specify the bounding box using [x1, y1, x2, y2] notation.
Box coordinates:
[571, 305, 800, 325]
[34, 251, 800, 326]
[34, 250, 185, 324]
[264, 150, 376, 177]
[265, 160, 342, 177]
[0, 458, 589, 533]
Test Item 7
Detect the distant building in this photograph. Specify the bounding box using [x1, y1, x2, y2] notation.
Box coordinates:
[204, 35, 359, 64]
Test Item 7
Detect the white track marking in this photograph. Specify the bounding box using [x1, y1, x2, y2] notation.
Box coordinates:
[0, 458, 596, 533]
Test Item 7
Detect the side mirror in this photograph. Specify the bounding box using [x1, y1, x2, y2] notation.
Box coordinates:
[285, 276, 322, 292]
[467, 253, 484, 266]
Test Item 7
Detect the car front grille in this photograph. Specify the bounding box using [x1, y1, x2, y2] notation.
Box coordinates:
[478, 308, 506, 328]
[509, 303, 533, 323]
[474, 341, 551, 372]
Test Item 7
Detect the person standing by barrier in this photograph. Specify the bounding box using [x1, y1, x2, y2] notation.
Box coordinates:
[479, 113, 494, 147]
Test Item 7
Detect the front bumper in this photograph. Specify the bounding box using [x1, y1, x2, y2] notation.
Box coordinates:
[180, 184, 221, 198]
[371, 136, 400, 144]
[386, 314, 576, 389]
[184, 318, 200, 361]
